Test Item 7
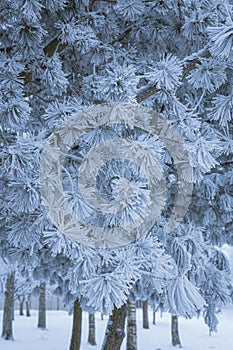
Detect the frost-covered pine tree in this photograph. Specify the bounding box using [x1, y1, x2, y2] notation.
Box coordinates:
[0, 0, 232, 349]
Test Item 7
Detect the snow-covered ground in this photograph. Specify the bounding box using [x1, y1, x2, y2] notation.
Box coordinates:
[0, 306, 232, 350]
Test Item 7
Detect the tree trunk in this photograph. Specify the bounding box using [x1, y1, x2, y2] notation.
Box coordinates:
[142, 300, 149, 329]
[127, 300, 137, 350]
[26, 299, 31, 317]
[19, 297, 25, 316]
[101, 312, 104, 320]
[12, 300, 14, 321]
[152, 306, 156, 325]
[38, 282, 46, 329]
[102, 303, 127, 350]
[69, 299, 82, 350]
[57, 297, 60, 311]
[88, 313, 96, 346]
[2, 272, 15, 340]
[171, 315, 182, 347]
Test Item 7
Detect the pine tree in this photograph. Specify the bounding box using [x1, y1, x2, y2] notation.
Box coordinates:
[19, 296, 25, 316]
[171, 315, 182, 347]
[37, 282, 46, 329]
[142, 300, 150, 329]
[69, 299, 82, 350]
[2, 272, 15, 340]
[0, 0, 232, 348]
[102, 304, 127, 350]
[88, 313, 97, 346]
[127, 299, 137, 350]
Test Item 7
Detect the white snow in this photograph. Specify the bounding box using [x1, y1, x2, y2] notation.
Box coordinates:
[0, 306, 232, 350]
[222, 245, 233, 283]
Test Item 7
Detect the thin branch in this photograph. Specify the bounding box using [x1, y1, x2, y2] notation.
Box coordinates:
[111, 27, 132, 45]
[136, 86, 159, 103]
[136, 49, 210, 103]
[43, 38, 67, 58]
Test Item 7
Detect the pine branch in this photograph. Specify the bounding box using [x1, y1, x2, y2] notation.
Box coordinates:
[111, 27, 132, 45]
[136, 86, 159, 103]
[43, 38, 67, 58]
[136, 52, 210, 102]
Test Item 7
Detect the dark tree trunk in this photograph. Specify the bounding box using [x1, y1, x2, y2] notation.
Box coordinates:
[2, 272, 15, 340]
[152, 306, 156, 325]
[142, 300, 149, 329]
[101, 312, 104, 320]
[19, 297, 25, 316]
[69, 299, 82, 350]
[88, 313, 96, 346]
[102, 303, 127, 350]
[57, 297, 60, 311]
[127, 300, 137, 350]
[171, 315, 182, 347]
[12, 301, 14, 321]
[26, 299, 31, 317]
[38, 282, 46, 329]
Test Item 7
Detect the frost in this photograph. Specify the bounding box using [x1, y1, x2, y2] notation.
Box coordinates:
[115, 0, 145, 21]
[0, 0, 232, 330]
[145, 55, 183, 91]
[208, 23, 233, 60]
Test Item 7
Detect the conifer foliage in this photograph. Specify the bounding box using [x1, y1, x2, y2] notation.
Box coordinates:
[0, 0, 232, 347]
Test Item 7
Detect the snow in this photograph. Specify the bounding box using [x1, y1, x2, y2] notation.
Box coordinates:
[222, 245, 233, 283]
[0, 306, 232, 350]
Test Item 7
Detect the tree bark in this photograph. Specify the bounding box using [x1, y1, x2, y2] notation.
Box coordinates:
[153, 308, 156, 325]
[127, 300, 137, 350]
[19, 297, 25, 316]
[12, 300, 15, 321]
[88, 313, 96, 346]
[2, 272, 15, 340]
[38, 282, 46, 329]
[171, 315, 182, 347]
[142, 300, 149, 329]
[102, 303, 127, 350]
[69, 299, 82, 350]
[26, 299, 31, 317]
[57, 297, 60, 311]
